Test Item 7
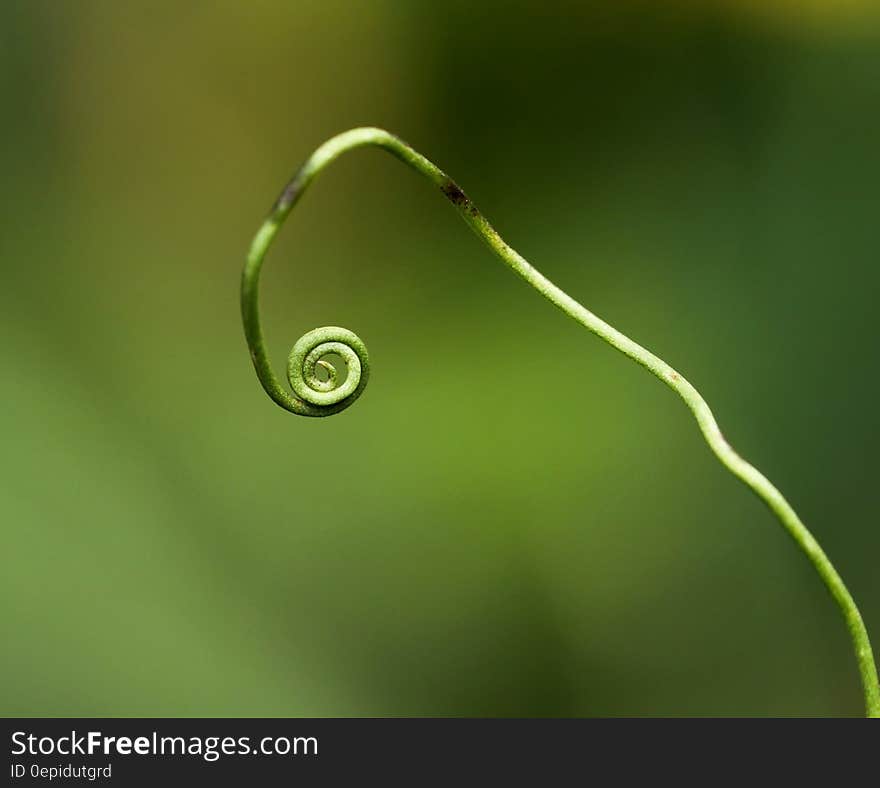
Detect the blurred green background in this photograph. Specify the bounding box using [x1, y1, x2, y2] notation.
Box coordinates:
[2, 1, 878, 717]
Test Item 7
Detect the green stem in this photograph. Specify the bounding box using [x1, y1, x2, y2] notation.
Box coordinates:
[241, 127, 879, 717]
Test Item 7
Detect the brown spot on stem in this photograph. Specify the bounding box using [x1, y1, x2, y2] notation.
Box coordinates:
[441, 179, 469, 206]
[275, 170, 306, 213]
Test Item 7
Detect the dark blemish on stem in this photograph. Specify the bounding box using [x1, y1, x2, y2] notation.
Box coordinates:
[275, 170, 307, 213]
[441, 179, 469, 206]
[275, 184, 298, 212]
[442, 179, 481, 219]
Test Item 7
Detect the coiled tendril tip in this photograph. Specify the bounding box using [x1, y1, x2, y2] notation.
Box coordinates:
[287, 326, 369, 413]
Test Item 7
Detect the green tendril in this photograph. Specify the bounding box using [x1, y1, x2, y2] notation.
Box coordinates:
[241, 127, 879, 716]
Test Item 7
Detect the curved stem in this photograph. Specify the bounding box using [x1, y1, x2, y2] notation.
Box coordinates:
[242, 127, 879, 716]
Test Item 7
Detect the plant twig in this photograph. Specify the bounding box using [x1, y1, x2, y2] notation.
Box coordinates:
[241, 127, 879, 716]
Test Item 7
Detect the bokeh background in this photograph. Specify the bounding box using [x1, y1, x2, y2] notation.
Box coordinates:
[2, 1, 879, 717]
